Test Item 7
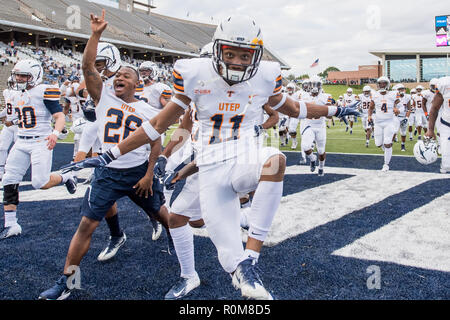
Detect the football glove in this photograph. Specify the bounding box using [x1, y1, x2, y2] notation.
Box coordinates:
[162, 171, 178, 190]
[154, 155, 168, 178]
[335, 105, 361, 119]
[82, 100, 97, 122]
[60, 150, 116, 173]
[400, 118, 408, 126]
[254, 124, 264, 137]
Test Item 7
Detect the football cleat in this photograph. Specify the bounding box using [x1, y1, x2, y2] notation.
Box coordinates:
[350, 129, 352, 135]
[97, 232, 127, 261]
[291, 139, 298, 150]
[365, 141, 369, 148]
[346, 126, 349, 132]
[401, 145, 406, 152]
[381, 164, 389, 172]
[38, 275, 72, 300]
[418, 135, 422, 140]
[164, 273, 201, 300]
[310, 159, 317, 172]
[0, 224, 22, 240]
[65, 175, 78, 194]
[409, 136, 413, 141]
[151, 220, 162, 241]
[414, 129, 417, 136]
[232, 258, 273, 300]
[318, 168, 324, 176]
[299, 157, 307, 165]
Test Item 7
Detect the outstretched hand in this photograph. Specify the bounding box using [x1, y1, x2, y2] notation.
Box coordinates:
[90, 9, 108, 35]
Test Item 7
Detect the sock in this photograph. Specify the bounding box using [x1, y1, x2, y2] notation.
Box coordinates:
[241, 249, 260, 263]
[4, 211, 17, 228]
[170, 224, 196, 278]
[105, 214, 123, 237]
[384, 147, 392, 165]
[60, 171, 73, 184]
[366, 139, 369, 144]
[247, 181, 283, 242]
[319, 160, 325, 169]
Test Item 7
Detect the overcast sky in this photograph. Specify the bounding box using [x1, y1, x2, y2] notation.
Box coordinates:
[151, 0, 449, 77]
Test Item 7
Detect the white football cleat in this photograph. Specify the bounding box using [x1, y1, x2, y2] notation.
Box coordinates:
[291, 139, 298, 150]
[152, 222, 162, 241]
[381, 164, 389, 172]
[232, 258, 273, 300]
[164, 273, 201, 300]
[0, 224, 22, 240]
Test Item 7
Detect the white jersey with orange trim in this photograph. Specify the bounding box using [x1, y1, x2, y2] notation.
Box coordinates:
[358, 93, 373, 116]
[2, 89, 18, 121]
[141, 82, 172, 110]
[172, 57, 282, 166]
[302, 92, 331, 127]
[372, 91, 399, 121]
[422, 89, 434, 113]
[344, 93, 357, 107]
[10, 84, 62, 137]
[413, 93, 426, 114]
[396, 94, 411, 118]
[96, 85, 160, 169]
[67, 83, 84, 121]
[437, 76, 450, 123]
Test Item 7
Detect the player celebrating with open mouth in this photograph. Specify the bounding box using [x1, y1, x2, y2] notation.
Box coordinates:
[60, 11, 359, 300]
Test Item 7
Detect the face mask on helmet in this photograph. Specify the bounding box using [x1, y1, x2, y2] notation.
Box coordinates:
[311, 87, 319, 96]
[302, 81, 311, 92]
[377, 79, 390, 93]
[139, 67, 157, 82]
[212, 16, 264, 85]
[11, 60, 43, 91]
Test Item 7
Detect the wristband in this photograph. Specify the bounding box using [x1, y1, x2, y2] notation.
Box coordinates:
[271, 93, 287, 111]
[296, 101, 308, 119]
[327, 106, 338, 117]
[52, 129, 60, 138]
[142, 121, 161, 141]
[171, 96, 189, 110]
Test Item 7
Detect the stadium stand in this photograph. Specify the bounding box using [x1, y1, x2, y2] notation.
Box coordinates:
[0, 0, 290, 68]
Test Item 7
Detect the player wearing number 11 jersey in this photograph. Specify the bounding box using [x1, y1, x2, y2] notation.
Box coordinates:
[59, 11, 359, 300]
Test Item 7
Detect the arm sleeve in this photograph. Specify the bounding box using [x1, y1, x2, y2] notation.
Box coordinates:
[43, 87, 63, 114]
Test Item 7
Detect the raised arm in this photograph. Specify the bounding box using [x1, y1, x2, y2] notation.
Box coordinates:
[82, 9, 108, 105]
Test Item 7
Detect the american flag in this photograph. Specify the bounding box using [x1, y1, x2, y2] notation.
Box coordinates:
[310, 58, 319, 68]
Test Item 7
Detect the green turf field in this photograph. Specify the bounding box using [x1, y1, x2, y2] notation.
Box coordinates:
[276, 118, 416, 156]
[323, 84, 363, 99]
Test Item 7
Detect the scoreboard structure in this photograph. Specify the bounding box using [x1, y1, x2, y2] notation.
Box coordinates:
[435, 15, 450, 47]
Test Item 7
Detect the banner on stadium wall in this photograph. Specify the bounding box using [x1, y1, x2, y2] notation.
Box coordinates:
[435, 15, 450, 47]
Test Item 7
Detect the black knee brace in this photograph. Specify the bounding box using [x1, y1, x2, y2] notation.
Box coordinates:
[3, 184, 19, 206]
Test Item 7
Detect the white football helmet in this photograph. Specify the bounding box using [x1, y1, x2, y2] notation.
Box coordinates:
[138, 61, 159, 82]
[11, 59, 43, 91]
[310, 76, 322, 93]
[212, 15, 264, 84]
[71, 117, 87, 134]
[414, 139, 438, 165]
[377, 76, 390, 93]
[410, 88, 417, 95]
[430, 78, 438, 93]
[302, 79, 311, 92]
[396, 83, 406, 96]
[416, 85, 424, 92]
[200, 42, 214, 58]
[363, 85, 371, 96]
[96, 42, 122, 73]
[346, 88, 353, 95]
[286, 82, 296, 94]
